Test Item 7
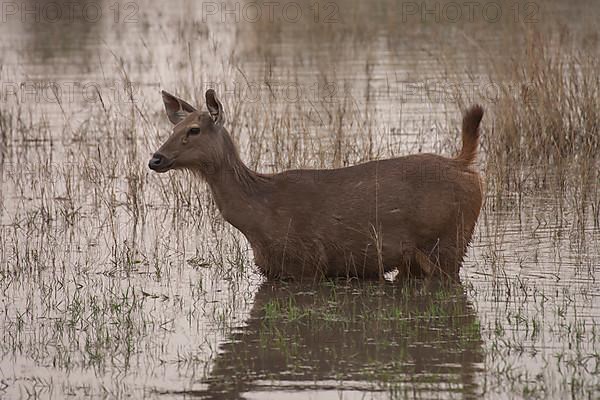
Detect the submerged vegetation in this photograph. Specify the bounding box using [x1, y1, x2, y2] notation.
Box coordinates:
[0, 1, 599, 399]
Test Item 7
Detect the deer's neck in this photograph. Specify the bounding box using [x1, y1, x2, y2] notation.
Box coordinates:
[203, 152, 269, 233]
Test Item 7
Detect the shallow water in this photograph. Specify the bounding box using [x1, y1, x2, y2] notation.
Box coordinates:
[1, 0, 600, 399]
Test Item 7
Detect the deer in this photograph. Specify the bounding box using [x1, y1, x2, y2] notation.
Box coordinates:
[149, 89, 484, 281]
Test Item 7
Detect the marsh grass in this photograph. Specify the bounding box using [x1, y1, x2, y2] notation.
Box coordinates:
[483, 30, 599, 205]
[0, 6, 599, 399]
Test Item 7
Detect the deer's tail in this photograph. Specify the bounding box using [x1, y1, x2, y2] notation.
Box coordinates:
[456, 105, 484, 165]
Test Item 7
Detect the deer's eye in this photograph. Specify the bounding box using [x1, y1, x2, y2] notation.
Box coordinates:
[188, 127, 201, 135]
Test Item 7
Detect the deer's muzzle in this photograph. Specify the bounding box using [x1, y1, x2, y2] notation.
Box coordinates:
[148, 153, 174, 172]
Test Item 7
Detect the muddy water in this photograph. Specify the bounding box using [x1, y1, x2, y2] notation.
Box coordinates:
[1, 0, 599, 399]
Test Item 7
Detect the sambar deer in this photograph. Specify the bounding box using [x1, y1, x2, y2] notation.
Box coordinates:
[149, 90, 484, 281]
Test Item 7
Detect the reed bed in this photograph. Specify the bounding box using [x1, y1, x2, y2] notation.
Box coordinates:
[0, 9, 599, 398]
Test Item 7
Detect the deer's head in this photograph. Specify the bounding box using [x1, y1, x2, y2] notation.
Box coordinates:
[149, 89, 229, 174]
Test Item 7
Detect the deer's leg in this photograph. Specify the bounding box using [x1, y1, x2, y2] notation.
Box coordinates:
[414, 249, 437, 277]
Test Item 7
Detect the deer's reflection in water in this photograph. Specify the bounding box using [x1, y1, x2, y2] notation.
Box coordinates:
[199, 279, 483, 399]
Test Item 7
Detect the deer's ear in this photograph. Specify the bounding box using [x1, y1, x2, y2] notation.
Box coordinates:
[205, 89, 224, 126]
[161, 90, 196, 125]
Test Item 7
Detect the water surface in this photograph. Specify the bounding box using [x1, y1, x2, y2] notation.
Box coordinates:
[1, 1, 599, 399]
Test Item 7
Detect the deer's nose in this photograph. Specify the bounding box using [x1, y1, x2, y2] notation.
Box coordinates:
[149, 153, 166, 170]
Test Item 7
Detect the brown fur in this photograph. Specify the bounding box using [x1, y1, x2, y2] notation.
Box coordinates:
[150, 90, 484, 281]
[457, 105, 484, 165]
